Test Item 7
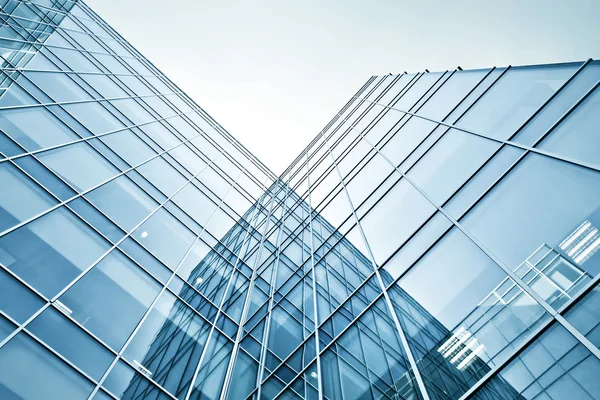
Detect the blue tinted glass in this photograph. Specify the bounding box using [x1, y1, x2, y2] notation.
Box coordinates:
[0, 106, 79, 150]
[0, 267, 44, 323]
[456, 64, 577, 140]
[85, 175, 158, 231]
[565, 283, 600, 349]
[0, 332, 94, 400]
[27, 307, 114, 381]
[14, 155, 78, 201]
[474, 322, 600, 400]
[131, 207, 196, 270]
[0, 314, 16, 342]
[407, 128, 501, 204]
[67, 197, 125, 243]
[360, 177, 436, 264]
[122, 291, 211, 397]
[60, 249, 161, 350]
[0, 161, 57, 232]
[0, 130, 25, 157]
[0, 206, 110, 298]
[118, 237, 172, 283]
[37, 141, 120, 192]
[538, 85, 600, 166]
[462, 153, 600, 308]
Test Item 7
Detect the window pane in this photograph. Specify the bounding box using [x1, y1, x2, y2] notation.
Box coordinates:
[0, 106, 79, 151]
[85, 175, 158, 232]
[0, 332, 94, 400]
[60, 249, 161, 350]
[0, 162, 57, 232]
[389, 228, 548, 399]
[37, 141, 119, 192]
[360, 177, 436, 264]
[473, 322, 600, 400]
[122, 291, 211, 397]
[462, 153, 600, 309]
[0, 267, 44, 323]
[0, 206, 110, 297]
[132, 208, 196, 270]
[538, 85, 600, 166]
[407, 128, 501, 204]
[136, 155, 187, 197]
[456, 64, 577, 140]
[28, 307, 114, 381]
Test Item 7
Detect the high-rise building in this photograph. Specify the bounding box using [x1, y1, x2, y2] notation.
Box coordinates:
[1, 1, 600, 400]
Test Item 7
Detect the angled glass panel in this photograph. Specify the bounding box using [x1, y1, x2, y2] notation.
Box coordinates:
[407, 128, 502, 205]
[537, 84, 600, 166]
[37, 141, 120, 192]
[0, 161, 57, 232]
[0, 106, 80, 151]
[85, 175, 158, 232]
[59, 249, 161, 350]
[473, 322, 600, 400]
[456, 63, 577, 140]
[0, 206, 110, 298]
[27, 307, 114, 381]
[0, 332, 94, 400]
[462, 153, 600, 309]
[131, 207, 196, 270]
[389, 227, 549, 400]
[122, 290, 211, 398]
[360, 177, 436, 264]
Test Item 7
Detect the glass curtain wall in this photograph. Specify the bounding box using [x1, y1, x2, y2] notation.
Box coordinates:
[1, 1, 600, 400]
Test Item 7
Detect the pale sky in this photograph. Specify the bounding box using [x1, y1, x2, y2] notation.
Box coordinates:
[85, 0, 600, 175]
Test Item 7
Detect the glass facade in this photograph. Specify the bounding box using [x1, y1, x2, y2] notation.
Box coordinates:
[1, 1, 600, 400]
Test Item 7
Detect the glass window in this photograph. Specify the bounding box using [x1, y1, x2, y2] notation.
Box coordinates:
[0, 267, 44, 323]
[462, 154, 600, 308]
[122, 291, 211, 397]
[537, 85, 600, 166]
[27, 307, 114, 381]
[132, 208, 196, 270]
[189, 332, 232, 400]
[100, 129, 156, 167]
[391, 228, 548, 399]
[169, 143, 207, 175]
[0, 161, 57, 232]
[102, 359, 165, 399]
[37, 141, 119, 192]
[63, 101, 125, 135]
[417, 69, 489, 120]
[407, 128, 502, 204]
[60, 249, 161, 350]
[24, 71, 93, 103]
[360, 177, 436, 264]
[445, 145, 524, 219]
[136, 155, 187, 197]
[380, 211, 451, 282]
[565, 283, 600, 349]
[0, 106, 79, 151]
[473, 322, 600, 400]
[85, 175, 158, 232]
[514, 61, 600, 146]
[81, 73, 128, 100]
[110, 98, 154, 125]
[118, 237, 172, 284]
[0, 206, 111, 298]
[0, 332, 94, 400]
[456, 64, 577, 140]
[225, 350, 258, 400]
[380, 117, 438, 167]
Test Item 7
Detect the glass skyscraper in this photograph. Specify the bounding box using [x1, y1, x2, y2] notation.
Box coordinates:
[1, 1, 600, 399]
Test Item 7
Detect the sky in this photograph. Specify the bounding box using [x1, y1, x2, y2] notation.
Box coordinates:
[85, 0, 600, 175]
